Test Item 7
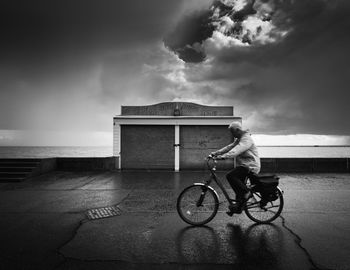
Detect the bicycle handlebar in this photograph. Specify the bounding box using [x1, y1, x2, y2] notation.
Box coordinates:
[206, 154, 225, 161]
[206, 154, 229, 171]
[206, 155, 222, 171]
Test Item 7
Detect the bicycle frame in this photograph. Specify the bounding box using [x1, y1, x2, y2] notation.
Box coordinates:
[203, 157, 238, 207]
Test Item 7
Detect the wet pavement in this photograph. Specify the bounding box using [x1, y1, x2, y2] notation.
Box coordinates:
[0, 171, 349, 270]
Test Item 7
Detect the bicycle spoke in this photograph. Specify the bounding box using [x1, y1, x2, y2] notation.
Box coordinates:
[246, 202, 260, 208]
[265, 205, 280, 210]
[244, 188, 284, 223]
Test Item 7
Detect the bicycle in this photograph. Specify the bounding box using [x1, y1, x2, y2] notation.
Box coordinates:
[177, 156, 284, 226]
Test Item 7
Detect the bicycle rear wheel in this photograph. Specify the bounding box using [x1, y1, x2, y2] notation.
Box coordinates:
[244, 187, 284, 224]
[177, 184, 219, 226]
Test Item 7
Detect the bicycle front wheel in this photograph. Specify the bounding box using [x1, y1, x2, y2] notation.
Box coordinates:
[177, 184, 219, 226]
[244, 187, 284, 224]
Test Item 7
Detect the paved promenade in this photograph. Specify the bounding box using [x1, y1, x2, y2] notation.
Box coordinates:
[0, 171, 349, 270]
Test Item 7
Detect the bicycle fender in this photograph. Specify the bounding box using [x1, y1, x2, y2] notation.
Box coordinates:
[193, 183, 219, 199]
[277, 186, 284, 194]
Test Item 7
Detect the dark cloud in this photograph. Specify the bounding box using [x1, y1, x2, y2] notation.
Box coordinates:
[212, 1, 350, 135]
[229, 0, 257, 22]
[165, 0, 350, 135]
[163, 10, 214, 62]
[164, 0, 284, 61]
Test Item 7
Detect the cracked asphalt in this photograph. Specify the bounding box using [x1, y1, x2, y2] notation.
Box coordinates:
[0, 171, 349, 270]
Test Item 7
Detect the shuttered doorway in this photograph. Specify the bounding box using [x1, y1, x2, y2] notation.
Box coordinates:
[180, 125, 233, 170]
[121, 125, 174, 170]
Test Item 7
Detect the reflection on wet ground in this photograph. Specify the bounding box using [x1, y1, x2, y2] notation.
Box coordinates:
[176, 223, 284, 269]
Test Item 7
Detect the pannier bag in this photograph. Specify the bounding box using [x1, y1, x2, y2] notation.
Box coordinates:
[251, 175, 279, 202]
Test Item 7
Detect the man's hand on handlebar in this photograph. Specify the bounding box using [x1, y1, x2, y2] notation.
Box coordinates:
[208, 153, 225, 160]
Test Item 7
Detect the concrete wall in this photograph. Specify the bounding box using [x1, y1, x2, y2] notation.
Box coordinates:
[7, 157, 348, 173]
[260, 158, 349, 173]
[55, 157, 349, 172]
[57, 157, 119, 171]
[31, 158, 57, 177]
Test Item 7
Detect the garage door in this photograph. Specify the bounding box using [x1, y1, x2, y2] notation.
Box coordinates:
[121, 125, 174, 169]
[180, 126, 233, 170]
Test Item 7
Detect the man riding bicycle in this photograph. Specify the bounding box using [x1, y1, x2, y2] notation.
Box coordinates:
[210, 121, 260, 216]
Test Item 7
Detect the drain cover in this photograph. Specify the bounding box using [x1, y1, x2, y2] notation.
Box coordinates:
[86, 206, 121, 220]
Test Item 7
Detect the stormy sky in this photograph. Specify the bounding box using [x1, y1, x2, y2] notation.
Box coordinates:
[1, 0, 350, 146]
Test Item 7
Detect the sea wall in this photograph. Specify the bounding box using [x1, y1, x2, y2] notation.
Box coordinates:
[2, 157, 348, 173]
[260, 158, 349, 173]
[55, 157, 349, 172]
[56, 157, 119, 171]
[31, 158, 57, 176]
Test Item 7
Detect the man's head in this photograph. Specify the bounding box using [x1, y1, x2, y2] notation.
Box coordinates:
[228, 121, 243, 138]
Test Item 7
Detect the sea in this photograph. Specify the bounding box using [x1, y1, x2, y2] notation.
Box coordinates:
[0, 146, 350, 158]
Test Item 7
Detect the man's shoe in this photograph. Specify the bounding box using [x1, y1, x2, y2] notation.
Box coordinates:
[243, 191, 252, 201]
[260, 199, 268, 208]
[226, 203, 242, 216]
